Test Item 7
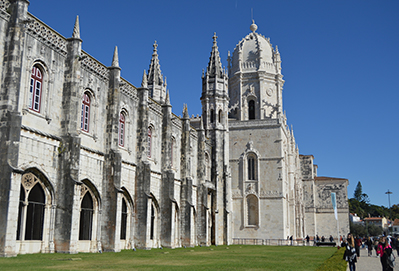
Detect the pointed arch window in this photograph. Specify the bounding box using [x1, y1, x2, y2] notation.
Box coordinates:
[171, 137, 176, 167]
[210, 109, 214, 123]
[205, 152, 210, 181]
[79, 191, 94, 240]
[150, 202, 155, 240]
[16, 173, 50, 242]
[247, 154, 257, 180]
[119, 112, 125, 147]
[147, 127, 152, 158]
[120, 198, 128, 240]
[248, 100, 255, 120]
[81, 93, 91, 132]
[29, 65, 43, 113]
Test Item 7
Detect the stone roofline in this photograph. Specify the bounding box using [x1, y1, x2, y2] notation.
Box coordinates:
[315, 176, 348, 181]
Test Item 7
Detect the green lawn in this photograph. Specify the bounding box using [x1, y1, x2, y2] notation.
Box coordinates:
[0, 245, 339, 270]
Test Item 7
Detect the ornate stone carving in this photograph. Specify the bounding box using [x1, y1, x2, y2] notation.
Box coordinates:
[22, 172, 37, 190]
[81, 52, 109, 80]
[80, 184, 88, 200]
[0, 0, 10, 11]
[27, 17, 67, 55]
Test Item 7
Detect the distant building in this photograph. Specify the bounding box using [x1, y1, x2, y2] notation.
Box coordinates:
[0, 0, 349, 256]
[350, 213, 362, 224]
[392, 219, 399, 235]
[364, 217, 388, 231]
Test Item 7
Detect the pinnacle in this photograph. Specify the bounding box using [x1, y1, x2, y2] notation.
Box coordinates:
[111, 46, 119, 67]
[165, 90, 170, 105]
[141, 70, 148, 88]
[147, 41, 163, 86]
[72, 15, 80, 39]
[206, 32, 223, 78]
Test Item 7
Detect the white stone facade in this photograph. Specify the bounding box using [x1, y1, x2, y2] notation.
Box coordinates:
[0, 1, 348, 257]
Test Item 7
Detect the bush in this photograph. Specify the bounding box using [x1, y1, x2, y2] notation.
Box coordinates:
[316, 247, 347, 271]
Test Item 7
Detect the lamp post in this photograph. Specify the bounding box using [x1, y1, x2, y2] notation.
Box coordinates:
[386, 189, 393, 235]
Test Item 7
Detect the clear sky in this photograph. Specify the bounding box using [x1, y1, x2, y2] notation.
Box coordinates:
[28, 0, 399, 208]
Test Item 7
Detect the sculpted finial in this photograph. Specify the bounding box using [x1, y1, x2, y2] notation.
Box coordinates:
[250, 19, 258, 33]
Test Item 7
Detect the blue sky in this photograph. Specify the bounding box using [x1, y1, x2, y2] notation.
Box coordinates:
[28, 1, 399, 208]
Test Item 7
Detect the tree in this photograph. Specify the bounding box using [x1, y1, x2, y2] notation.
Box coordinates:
[353, 181, 370, 203]
[354, 181, 363, 202]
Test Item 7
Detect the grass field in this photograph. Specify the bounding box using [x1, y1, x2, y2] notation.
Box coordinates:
[0, 245, 338, 270]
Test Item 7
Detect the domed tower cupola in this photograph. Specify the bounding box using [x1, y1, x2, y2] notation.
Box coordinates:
[227, 21, 284, 121]
[201, 33, 229, 134]
[147, 41, 167, 104]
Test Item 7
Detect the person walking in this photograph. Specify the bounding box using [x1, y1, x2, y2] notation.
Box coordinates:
[344, 233, 357, 271]
[381, 239, 394, 271]
[365, 236, 373, 257]
[377, 237, 390, 271]
[355, 236, 362, 257]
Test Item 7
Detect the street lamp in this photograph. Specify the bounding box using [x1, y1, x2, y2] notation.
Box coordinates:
[386, 189, 393, 235]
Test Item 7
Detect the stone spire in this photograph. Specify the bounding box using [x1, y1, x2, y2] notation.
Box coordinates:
[141, 70, 147, 88]
[72, 15, 80, 39]
[183, 104, 189, 119]
[111, 46, 119, 68]
[147, 41, 164, 86]
[206, 33, 223, 78]
[165, 90, 170, 105]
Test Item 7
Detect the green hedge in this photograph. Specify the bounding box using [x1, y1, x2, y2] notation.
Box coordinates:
[316, 247, 347, 271]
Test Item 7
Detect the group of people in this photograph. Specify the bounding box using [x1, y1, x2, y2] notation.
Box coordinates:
[342, 234, 397, 271]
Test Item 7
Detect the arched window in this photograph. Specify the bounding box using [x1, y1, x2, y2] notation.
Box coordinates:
[218, 110, 222, 123]
[247, 195, 259, 226]
[247, 154, 257, 180]
[171, 137, 176, 167]
[150, 202, 155, 240]
[29, 65, 43, 112]
[79, 192, 94, 240]
[16, 173, 50, 242]
[147, 127, 152, 158]
[205, 152, 210, 181]
[120, 198, 128, 240]
[119, 112, 125, 147]
[210, 109, 214, 123]
[25, 183, 45, 240]
[248, 100, 255, 120]
[16, 187, 25, 240]
[81, 93, 91, 132]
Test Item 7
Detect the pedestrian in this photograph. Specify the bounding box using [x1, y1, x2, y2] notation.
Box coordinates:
[344, 233, 357, 271]
[382, 239, 395, 271]
[396, 237, 399, 257]
[355, 236, 362, 257]
[321, 236, 325, 242]
[316, 234, 320, 243]
[329, 235, 334, 242]
[290, 235, 293, 246]
[377, 237, 388, 270]
[366, 236, 373, 257]
[305, 235, 310, 245]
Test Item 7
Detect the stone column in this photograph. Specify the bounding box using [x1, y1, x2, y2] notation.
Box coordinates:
[55, 16, 82, 253]
[0, 0, 29, 257]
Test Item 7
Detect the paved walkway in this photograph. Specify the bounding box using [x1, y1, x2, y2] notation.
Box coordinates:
[348, 247, 398, 271]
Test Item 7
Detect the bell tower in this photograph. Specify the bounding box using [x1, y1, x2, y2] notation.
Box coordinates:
[200, 33, 231, 245]
[227, 21, 284, 121]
